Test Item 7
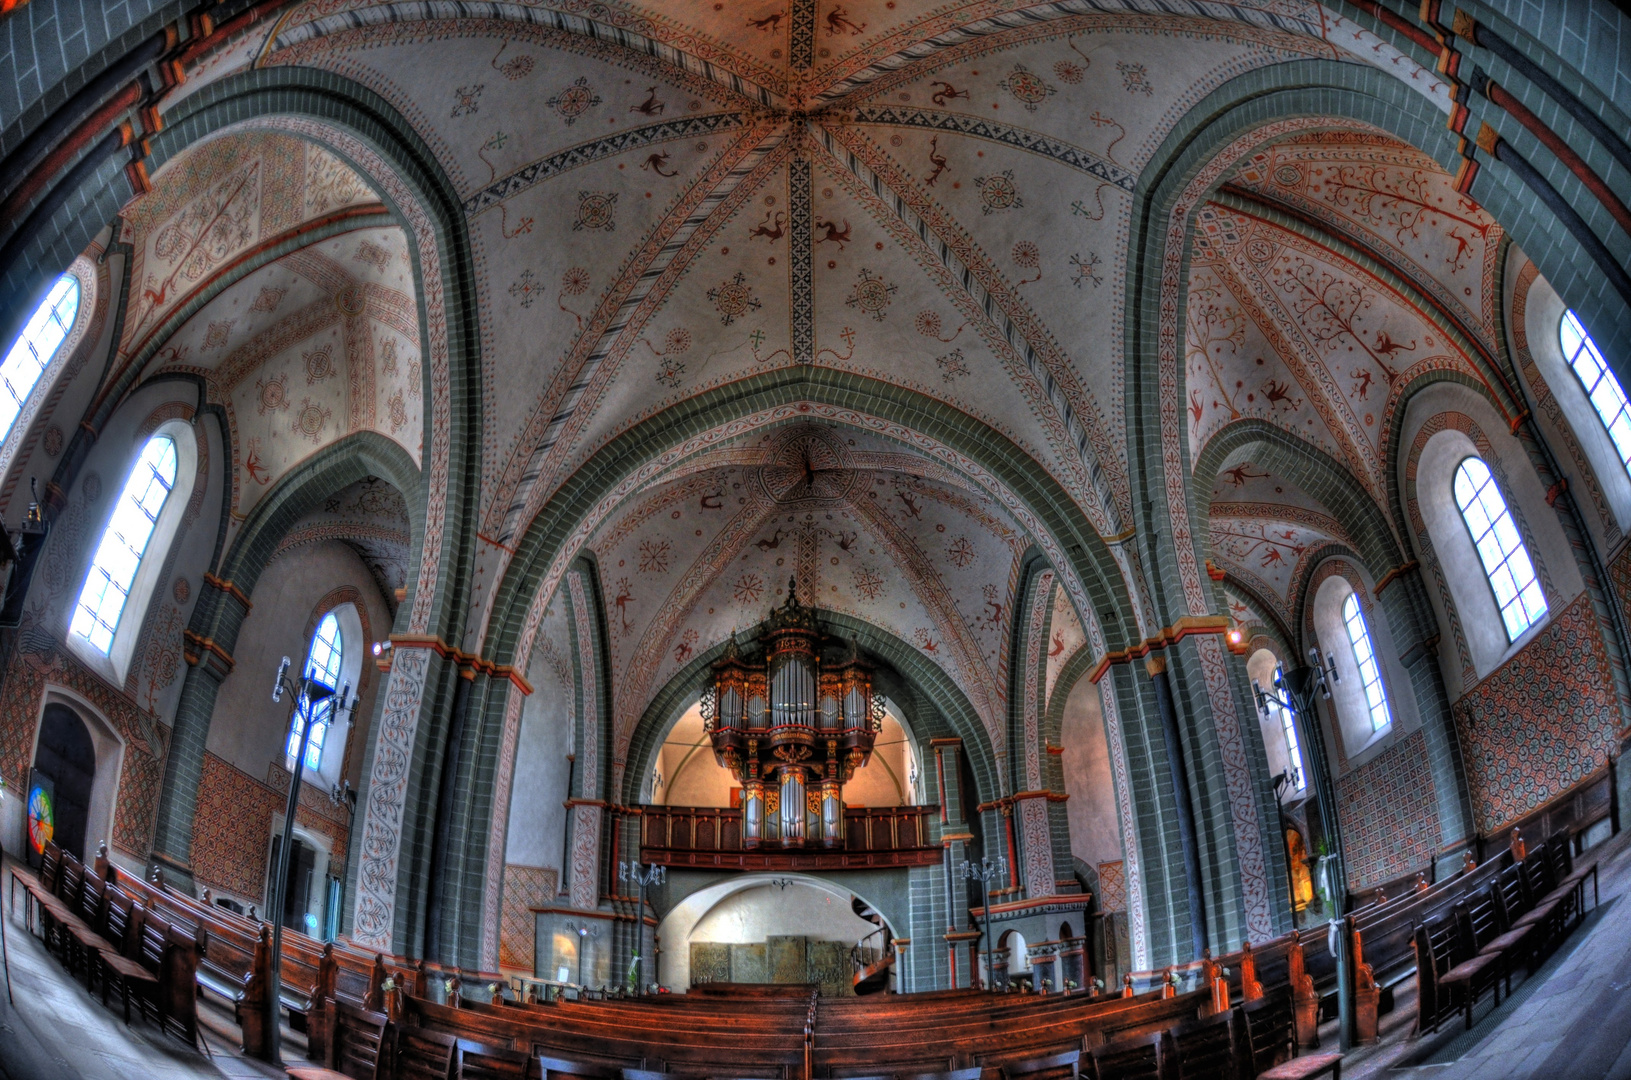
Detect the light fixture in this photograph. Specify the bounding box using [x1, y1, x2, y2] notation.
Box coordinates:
[372, 640, 393, 657]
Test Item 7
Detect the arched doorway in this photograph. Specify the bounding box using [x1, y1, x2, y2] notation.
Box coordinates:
[30, 703, 95, 863]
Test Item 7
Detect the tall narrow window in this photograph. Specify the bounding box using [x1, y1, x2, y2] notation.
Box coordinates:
[1273, 668, 1306, 792]
[1454, 457, 1547, 641]
[289, 611, 344, 772]
[70, 435, 178, 653]
[1560, 309, 1631, 473]
[1341, 593, 1392, 733]
[0, 273, 79, 447]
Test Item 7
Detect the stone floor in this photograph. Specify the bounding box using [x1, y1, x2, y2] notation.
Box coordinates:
[0, 859, 318, 1080]
[1337, 828, 1631, 1080]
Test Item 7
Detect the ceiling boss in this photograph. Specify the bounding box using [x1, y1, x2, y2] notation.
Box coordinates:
[702, 577, 882, 850]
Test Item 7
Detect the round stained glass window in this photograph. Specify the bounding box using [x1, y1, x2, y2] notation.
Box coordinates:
[27, 785, 54, 855]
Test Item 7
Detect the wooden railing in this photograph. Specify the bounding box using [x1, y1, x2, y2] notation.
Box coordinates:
[636, 804, 940, 870]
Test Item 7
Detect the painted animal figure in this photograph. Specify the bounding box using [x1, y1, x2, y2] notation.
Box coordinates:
[925, 135, 949, 186]
[896, 490, 923, 519]
[747, 13, 784, 31]
[749, 211, 787, 242]
[814, 218, 852, 248]
[756, 529, 787, 552]
[930, 81, 970, 105]
[630, 87, 665, 116]
[826, 6, 866, 35]
[642, 152, 678, 177]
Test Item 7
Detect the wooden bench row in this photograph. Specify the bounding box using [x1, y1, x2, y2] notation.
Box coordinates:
[8, 842, 199, 1047]
[1415, 830, 1600, 1033]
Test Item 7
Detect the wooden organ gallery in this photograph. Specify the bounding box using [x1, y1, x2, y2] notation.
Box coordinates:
[702, 581, 883, 850]
[1, 0, 1631, 1078]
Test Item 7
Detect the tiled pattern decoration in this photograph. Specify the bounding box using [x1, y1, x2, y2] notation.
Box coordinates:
[1452, 592, 1619, 835]
[1335, 730, 1438, 889]
[499, 864, 558, 970]
[191, 752, 352, 903]
[1097, 860, 1126, 912]
[0, 635, 169, 859]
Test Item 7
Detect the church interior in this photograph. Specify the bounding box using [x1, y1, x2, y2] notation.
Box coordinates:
[1, 1, 1630, 1078]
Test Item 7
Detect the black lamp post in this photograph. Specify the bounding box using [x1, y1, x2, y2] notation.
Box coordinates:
[1255, 648, 1355, 1050]
[264, 656, 348, 1065]
[619, 861, 665, 992]
[960, 856, 1006, 991]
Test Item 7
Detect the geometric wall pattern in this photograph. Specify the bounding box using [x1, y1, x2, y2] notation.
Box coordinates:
[1451, 592, 1620, 835]
[1335, 730, 1438, 889]
[191, 751, 351, 904]
[499, 864, 558, 971]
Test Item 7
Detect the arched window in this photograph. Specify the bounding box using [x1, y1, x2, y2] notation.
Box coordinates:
[0, 273, 79, 447]
[69, 435, 178, 653]
[1341, 593, 1392, 733]
[1560, 308, 1631, 473]
[289, 611, 344, 772]
[1453, 457, 1547, 641]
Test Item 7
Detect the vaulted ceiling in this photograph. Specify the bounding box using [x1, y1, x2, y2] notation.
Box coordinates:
[91, 0, 1482, 728]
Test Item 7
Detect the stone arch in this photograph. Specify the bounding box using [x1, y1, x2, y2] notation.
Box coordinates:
[621, 611, 1000, 813]
[148, 430, 419, 881]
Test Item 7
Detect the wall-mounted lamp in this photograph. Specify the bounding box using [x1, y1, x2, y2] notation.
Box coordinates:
[371, 640, 393, 658]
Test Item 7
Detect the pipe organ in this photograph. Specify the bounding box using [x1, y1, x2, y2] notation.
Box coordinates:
[701, 578, 883, 848]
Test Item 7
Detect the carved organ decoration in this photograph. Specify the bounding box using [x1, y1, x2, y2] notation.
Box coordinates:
[702, 578, 883, 848]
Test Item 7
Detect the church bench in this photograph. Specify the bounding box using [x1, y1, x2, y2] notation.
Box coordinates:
[1435, 889, 1506, 1031]
[104, 857, 343, 1055]
[1087, 1028, 1170, 1080]
[1165, 1008, 1238, 1080]
[97, 883, 160, 1025]
[1239, 992, 1339, 1080]
[286, 998, 390, 1080]
[404, 995, 798, 1076]
[538, 1053, 621, 1080]
[394, 1023, 461, 1080]
[995, 1057, 1077, 1080]
[456, 1037, 539, 1079]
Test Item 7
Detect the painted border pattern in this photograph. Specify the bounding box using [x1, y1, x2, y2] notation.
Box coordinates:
[1097, 677, 1145, 967]
[1023, 571, 1055, 790]
[351, 644, 431, 950]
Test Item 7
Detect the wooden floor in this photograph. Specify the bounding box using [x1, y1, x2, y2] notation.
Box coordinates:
[5, 838, 1631, 1080]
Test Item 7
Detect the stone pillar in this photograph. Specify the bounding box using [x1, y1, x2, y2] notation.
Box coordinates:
[932, 737, 975, 987]
[1146, 652, 1207, 960]
[148, 574, 251, 889]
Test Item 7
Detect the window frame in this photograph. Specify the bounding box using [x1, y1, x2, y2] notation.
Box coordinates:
[1341, 592, 1393, 735]
[288, 611, 345, 773]
[70, 434, 179, 654]
[64, 418, 198, 684]
[0, 272, 79, 449]
[1452, 455, 1548, 643]
[1273, 667, 1306, 793]
[0, 261, 93, 482]
[1560, 308, 1631, 475]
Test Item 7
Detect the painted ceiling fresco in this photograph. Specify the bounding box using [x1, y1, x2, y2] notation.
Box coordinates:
[1208, 463, 1350, 633]
[237, 0, 1450, 667]
[274, 475, 415, 614]
[96, 2, 1471, 734]
[586, 423, 1027, 757]
[146, 223, 424, 534]
[1185, 132, 1505, 633]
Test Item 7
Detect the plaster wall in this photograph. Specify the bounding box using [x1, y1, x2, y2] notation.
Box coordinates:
[503, 601, 576, 874]
[1510, 254, 1631, 542]
[1057, 675, 1122, 869]
[690, 882, 878, 944]
[1401, 382, 1583, 693]
[206, 540, 389, 790]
